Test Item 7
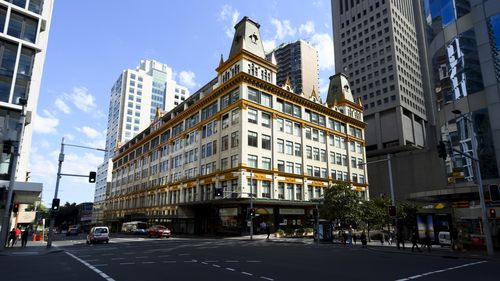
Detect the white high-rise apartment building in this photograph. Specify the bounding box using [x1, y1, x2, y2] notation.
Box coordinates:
[0, 0, 53, 233]
[92, 60, 189, 224]
[332, 0, 428, 156]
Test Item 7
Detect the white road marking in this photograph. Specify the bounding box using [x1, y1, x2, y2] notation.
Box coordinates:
[260, 277, 274, 281]
[178, 253, 190, 256]
[226, 267, 235, 271]
[201, 262, 208, 265]
[225, 260, 239, 263]
[93, 264, 108, 267]
[111, 258, 124, 260]
[85, 259, 99, 262]
[242, 272, 253, 276]
[204, 260, 219, 263]
[162, 261, 177, 263]
[247, 260, 261, 263]
[395, 260, 488, 281]
[142, 262, 156, 264]
[136, 256, 149, 259]
[119, 262, 135, 265]
[213, 264, 221, 268]
[66, 252, 115, 281]
[183, 260, 196, 263]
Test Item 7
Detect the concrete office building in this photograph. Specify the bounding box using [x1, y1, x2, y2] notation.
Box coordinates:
[0, 0, 53, 233]
[102, 17, 367, 235]
[266, 40, 320, 99]
[331, 0, 449, 202]
[92, 60, 189, 224]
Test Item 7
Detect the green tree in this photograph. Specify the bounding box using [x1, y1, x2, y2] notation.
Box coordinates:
[54, 202, 79, 229]
[320, 182, 362, 227]
[396, 202, 419, 232]
[360, 196, 390, 239]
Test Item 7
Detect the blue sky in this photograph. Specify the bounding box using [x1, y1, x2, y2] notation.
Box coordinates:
[30, 0, 335, 205]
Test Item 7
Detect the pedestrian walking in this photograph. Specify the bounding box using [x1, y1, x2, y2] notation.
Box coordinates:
[8, 228, 17, 247]
[348, 226, 353, 246]
[15, 227, 21, 245]
[360, 231, 367, 248]
[259, 221, 267, 235]
[424, 234, 432, 252]
[396, 229, 405, 250]
[353, 233, 357, 245]
[266, 222, 271, 240]
[380, 232, 385, 245]
[21, 227, 30, 247]
[411, 229, 421, 252]
[388, 232, 393, 245]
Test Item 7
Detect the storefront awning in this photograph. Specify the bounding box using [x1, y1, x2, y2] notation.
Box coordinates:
[0, 180, 43, 204]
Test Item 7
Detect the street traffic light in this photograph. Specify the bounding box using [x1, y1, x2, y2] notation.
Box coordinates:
[249, 208, 256, 217]
[51, 198, 60, 212]
[12, 203, 19, 213]
[388, 205, 396, 217]
[214, 188, 223, 197]
[89, 171, 96, 183]
[489, 208, 496, 219]
[490, 185, 500, 202]
[437, 141, 447, 159]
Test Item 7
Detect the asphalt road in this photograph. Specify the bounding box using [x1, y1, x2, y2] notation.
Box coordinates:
[1, 237, 499, 281]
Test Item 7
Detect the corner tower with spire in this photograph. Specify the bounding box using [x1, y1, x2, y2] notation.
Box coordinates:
[216, 16, 277, 86]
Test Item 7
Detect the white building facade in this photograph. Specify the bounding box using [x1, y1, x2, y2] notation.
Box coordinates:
[92, 60, 189, 224]
[0, 0, 53, 233]
[103, 17, 368, 234]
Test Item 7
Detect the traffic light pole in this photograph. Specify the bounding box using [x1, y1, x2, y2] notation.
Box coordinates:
[46, 137, 65, 248]
[46, 138, 105, 248]
[0, 103, 27, 250]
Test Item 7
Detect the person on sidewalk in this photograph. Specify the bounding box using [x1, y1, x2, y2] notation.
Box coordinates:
[411, 229, 422, 252]
[360, 231, 367, 248]
[266, 222, 271, 240]
[259, 221, 267, 235]
[8, 228, 17, 247]
[396, 229, 405, 250]
[424, 234, 432, 252]
[14, 227, 21, 245]
[21, 227, 30, 247]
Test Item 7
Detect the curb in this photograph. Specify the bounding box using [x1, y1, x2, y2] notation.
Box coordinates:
[366, 245, 495, 260]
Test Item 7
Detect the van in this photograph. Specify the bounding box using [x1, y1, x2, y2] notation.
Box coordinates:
[86, 226, 110, 244]
[438, 231, 451, 246]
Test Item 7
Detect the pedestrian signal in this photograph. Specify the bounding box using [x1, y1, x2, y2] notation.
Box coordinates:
[388, 205, 396, 217]
[249, 208, 256, 217]
[51, 198, 60, 211]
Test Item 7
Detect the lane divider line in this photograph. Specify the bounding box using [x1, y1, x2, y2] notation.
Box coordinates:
[395, 260, 488, 281]
[66, 252, 115, 281]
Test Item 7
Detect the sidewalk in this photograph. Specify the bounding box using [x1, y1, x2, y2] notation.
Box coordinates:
[0, 240, 62, 256]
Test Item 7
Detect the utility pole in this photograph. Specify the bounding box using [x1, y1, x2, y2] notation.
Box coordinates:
[0, 100, 27, 250]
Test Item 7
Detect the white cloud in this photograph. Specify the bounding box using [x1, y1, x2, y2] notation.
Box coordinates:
[33, 110, 59, 134]
[299, 21, 315, 35]
[64, 133, 75, 141]
[310, 33, 335, 71]
[270, 18, 296, 40]
[319, 77, 330, 99]
[77, 126, 102, 139]
[262, 39, 276, 53]
[179, 71, 197, 89]
[68, 87, 96, 112]
[54, 98, 70, 114]
[218, 5, 240, 38]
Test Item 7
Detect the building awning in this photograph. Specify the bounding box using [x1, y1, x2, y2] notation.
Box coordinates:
[0, 180, 43, 204]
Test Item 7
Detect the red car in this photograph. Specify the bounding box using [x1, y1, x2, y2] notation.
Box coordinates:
[147, 225, 171, 238]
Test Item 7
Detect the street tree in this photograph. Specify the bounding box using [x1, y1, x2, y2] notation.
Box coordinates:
[320, 182, 362, 227]
[360, 196, 390, 240]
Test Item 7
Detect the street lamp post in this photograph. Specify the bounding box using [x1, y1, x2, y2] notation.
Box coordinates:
[360, 155, 395, 205]
[249, 171, 253, 240]
[451, 109, 494, 256]
[0, 100, 27, 250]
